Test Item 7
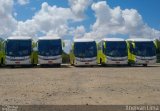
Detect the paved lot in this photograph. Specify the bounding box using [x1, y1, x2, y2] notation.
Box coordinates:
[0, 64, 160, 105]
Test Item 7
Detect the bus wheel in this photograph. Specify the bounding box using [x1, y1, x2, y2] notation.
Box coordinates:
[10, 65, 15, 68]
[56, 64, 61, 67]
[31, 59, 36, 67]
[100, 58, 105, 66]
[143, 64, 147, 67]
[32, 64, 37, 67]
[1, 58, 3, 65]
[0, 58, 3, 67]
[128, 63, 132, 66]
[100, 58, 102, 64]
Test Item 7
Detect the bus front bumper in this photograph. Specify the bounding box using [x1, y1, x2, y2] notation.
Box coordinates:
[74, 57, 97, 66]
[135, 56, 157, 65]
[5, 56, 31, 65]
[38, 55, 62, 65]
[106, 56, 128, 65]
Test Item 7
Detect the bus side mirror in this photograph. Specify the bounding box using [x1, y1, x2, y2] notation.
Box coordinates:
[132, 43, 135, 48]
[36, 42, 38, 51]
[103, 42, 106, 53]
[130, 43, 135, 54]
[63, 42, 65, 47]
[2, 41, 6, 53]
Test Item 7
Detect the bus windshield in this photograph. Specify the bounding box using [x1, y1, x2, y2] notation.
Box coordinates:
[38, 39, 62, 56]
[134, 41, 156, 57]
[105, 41, 127, 57]
[6, 40, 32, 57]
[74, 42, 97, 58]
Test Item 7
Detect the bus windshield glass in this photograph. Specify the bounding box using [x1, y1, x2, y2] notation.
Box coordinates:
[134, 41, 156, 57]
[74, 41, 97, 58]
[105, 41, 127, 57]
[38, 39, 62, 56]
[6, 40, 32, 57]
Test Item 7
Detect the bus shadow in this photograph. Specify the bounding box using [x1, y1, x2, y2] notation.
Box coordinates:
[0, 64, 72, 69]
[0, 64, 160, 69]
[98, 65, 130, 68]
[73, 65, 99, 68]
[99, 64, 160, 68]
[37, 64, 71, 68]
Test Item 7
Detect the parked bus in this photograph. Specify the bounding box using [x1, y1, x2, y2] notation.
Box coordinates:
[70, 39, 98, 66]
[37, 37, 63, 66]
[98, 38, 128, 65]
[3, 36, 37, 66]
[127, 38, 157, 66]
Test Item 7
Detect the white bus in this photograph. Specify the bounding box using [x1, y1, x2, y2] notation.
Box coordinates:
[70, 39, 98, 66]
[37, 37, 63, 66]
[127, 38, 157, 66]
[4, 36, 35, 66]
[98, 38, 128, 65]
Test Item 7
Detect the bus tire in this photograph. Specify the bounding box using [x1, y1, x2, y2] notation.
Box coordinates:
[31, 59, 36, 67]
[128, 63, 132, 66]
[32, 64, 37, 67]
[10, 65, 15, 68]
[100, 58, 105, 66]
[143, 64, 147, 67]
[100, 58, 102, 64]
[56, 64, 61, 67]
[0, 58, 3, 66]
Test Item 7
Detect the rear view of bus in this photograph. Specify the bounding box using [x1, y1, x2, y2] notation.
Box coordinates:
[37, 37, 62, 66]
[70, 39, 97, 66]
[98, 38, 128, 65]
[5, 36, 33, 66]
[127, 38, 156, 66]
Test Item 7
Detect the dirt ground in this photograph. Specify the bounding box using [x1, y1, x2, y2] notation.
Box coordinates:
[0, 64, 160, 105]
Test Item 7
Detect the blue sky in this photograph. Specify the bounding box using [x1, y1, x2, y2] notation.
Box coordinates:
[14, 0, 160, 31]
[1, 0, 160, 41]
[107, 0, 160, 30]
[14, 0, 70, 20]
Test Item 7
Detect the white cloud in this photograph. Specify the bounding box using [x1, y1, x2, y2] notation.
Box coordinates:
[69, 25, 86, 39]
[68, 0, 92, 20]
[4, 0, 90, 40]
[63, 40, 72, 53]
[83, 1, 160, 40]
[0, 0, 17, 37]
[17, 0, 29, 5]
[13, 2, 76, 37]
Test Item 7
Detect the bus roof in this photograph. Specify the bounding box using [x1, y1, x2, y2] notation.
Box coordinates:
[38, 36, 61, 40]
[126, 38, 153, 42]
[7, 36, 32, 40]
[102, 38, 125, 42]
[74, 38, 95, 42]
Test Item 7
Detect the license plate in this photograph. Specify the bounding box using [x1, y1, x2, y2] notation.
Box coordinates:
[85, 62, 89, 65]
[116, 61, 120, 64]
[48, 61, 53, 64]
[15, 61, 20, 64]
